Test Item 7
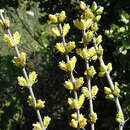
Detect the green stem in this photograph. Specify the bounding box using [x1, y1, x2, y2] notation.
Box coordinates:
[59, 23, 80, 130]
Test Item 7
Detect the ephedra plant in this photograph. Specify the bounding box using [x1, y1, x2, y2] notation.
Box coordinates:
[49, 1, 127, 130]
[0, 10, 51, 130]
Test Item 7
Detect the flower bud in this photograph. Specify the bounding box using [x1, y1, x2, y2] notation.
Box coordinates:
[107, 63, 112, 72]
[63, 23, 70, 36]
[59, 61, 67, 71]
[33, 122, 41, 130]
[36, 99, 45, 109]
[96, 6, 104, 15]
[52, 27, 60, 37]
[19, 52, 26, 66]
[66, 41, 76, 53]
[80, 1, 87, 11]
[89, 112, 97, 123]
[17, 76, 27, 87]
[79, 94, 85, 107]
[96, 35, 102, 44]
[88, 66, 96, 77]
[91, 85, 98, 97]
[105, 94, 114, 100]
[29, 71, 37, 85]
[86, 18, 93, 29]
[97, 45, 103, 55]
[104, 87, 112, 95]
[67, 56, 77, 71]
[43, 116, 51, 128]
[64, 79, 74, 90]
[84, 31, 93, 43]
[95, 15, 101, 22]
[70, 119, 78, 128]
[98, 72, 105, 77]
[75, 77, 84, 89]
[58, 11, 66, 22]
[91, 1, 97, 12]
[5, 17, 10, 28]
[116, 111, 124, 123]
[100, 63, 107, 72]
[82, 87, 91, 98]
[91, 23, 99, 32]
[79, 118, 87, 128]
[55, 42, 65, 53]
[48, 14, 58, 23]
[113, 86, 120, 96]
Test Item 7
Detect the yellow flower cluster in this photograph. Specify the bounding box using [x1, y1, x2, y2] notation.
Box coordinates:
[49, 11, 66, 23]
[70, 112, 87, 128]
[59, 56, 77, 71]
[87, 66, 96, 77]
[89, 112, 97, 123]
[33, 116, 51, 130]
[4, 31, 20, 47]
[76, 47, 96, 59]
[36, 99, 45, 109]
[82, 85, 98, 98]
[115, 111, 124, 123]
[52, 27, 60, 37]
[12, 52, 26, 66]
[64, 77, 84, 90]
[68, 94, 85, 109]
[63, 23, 70, 36]
[17, 71, 37, 87]
[98, 62, 112, 77]
[104, 87, 114, 100]
[55, 41, 76, 54]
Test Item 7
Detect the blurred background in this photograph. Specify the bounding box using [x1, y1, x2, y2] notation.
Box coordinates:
[0, 0, 130, 130]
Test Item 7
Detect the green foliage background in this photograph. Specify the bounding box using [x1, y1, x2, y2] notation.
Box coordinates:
[0, 0, 130, 130]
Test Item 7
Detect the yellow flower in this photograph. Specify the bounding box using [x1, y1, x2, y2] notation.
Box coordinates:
[86, 18, 93, 29]
[59, 61, 67, 71]
[17, 76, 27, 87]
[12, 56, 19, 66]
[115, 111, 124, 123]
[80, 19, 87, 30]
[82, 87, 91, 98]
[104, 87, 112, 95]
[98, 72, 105, 77]
[80, 1, 86, 11]
[73, 19, 82, 30]
[96, 6, 104, 15]
[97, 45, 103, 55]
[19, 52, 26, 66]
[88, 66, 96, 77]
[52, 27, 60, 37]
[29, 71, 37, 85]
[79, 94, 85, 107]
[79, 118, 87, 128]
[5, 17, 10, 27]
[70, 119, 78, 128]
[58, 11, 66, 22]
[36, 99, 45, 109]
[68, 98, 79, 109]
[100, 63, 107, 72]
[76, 48, 83, 58]
[105, 94, 114, 100]
[91, 23, 99, 32]
[71, 112, 84, 120]
[4, 34, 14, 47]
[113, 86, 120, 96]
[13, 31, 20, 45]
[85, 7, 94, 19]
[96, 35, 102, 44]
[107, 63, 112, 72]
[32, 122, 41, 130]
[64, 79, 74, 90]
[48, 14, 58, 23]
[66, 41, 76, 53]
[67, 56, 77, 71]
[75, 77, 84, 89]
[91, 85, 98, 97]
[91, 1, 97, 12]
[84, 31, 93, 43]
[63, 23, 70, 36]
[43, 116, 51, 128]
[89, 112, 97, 123]
[55, 42, 65, 53]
